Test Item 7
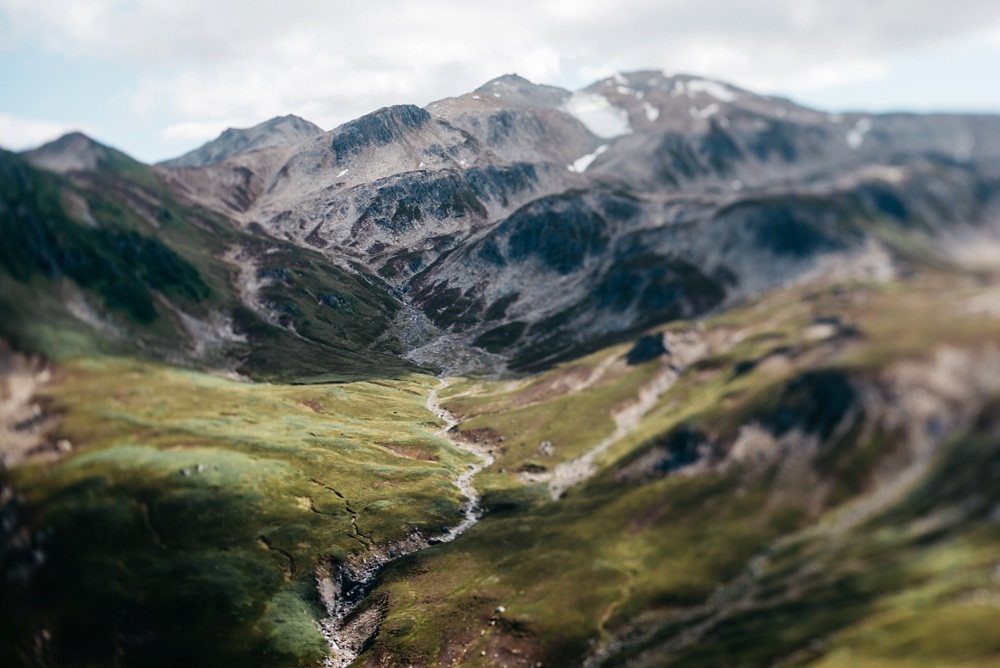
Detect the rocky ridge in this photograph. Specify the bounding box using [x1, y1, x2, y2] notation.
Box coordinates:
[145, 70, 1000, 374]
[159, 114, 324, 169]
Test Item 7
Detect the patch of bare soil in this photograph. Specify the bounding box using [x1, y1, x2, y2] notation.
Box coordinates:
[381, 443, 439, 461]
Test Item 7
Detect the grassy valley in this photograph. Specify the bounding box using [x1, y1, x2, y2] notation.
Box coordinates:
[5, 227, 1000, 667]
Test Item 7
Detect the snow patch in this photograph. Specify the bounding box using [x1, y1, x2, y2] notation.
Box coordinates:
[846, 117, 873, 150]
[690, 104, 720, 119]
[336, 168, 349, 178]
[643, 102, 660, 122]
[561, 93, 632, 138]
[568, 144, 609, 173]
[685, 79, 736, 103]
[612, 72, 628, 85]
[493, 92, 501, 98]
[472, 95, 480, 100]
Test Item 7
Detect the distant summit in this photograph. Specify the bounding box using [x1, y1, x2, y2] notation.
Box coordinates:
[475, 73, 570, 108]
[22, 132, 137, 175]
[159, 114, 324, 169]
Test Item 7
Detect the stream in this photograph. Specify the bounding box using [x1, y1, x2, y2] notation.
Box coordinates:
[320, 377, 494, 667]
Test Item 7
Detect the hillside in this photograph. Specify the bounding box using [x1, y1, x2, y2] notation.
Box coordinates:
[1, 71, 1000, 667]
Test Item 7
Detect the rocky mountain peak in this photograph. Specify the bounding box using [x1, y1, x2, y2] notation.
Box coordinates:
[475, 73, 570, 108]
[159, 114, 324, 169]
[22, 132, 129, 175]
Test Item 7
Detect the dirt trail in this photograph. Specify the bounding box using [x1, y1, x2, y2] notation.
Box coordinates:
[545, 363, 681, 500]
[533, 328, 725, 500]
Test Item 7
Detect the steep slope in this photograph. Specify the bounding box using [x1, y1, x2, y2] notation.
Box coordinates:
[401, 73, 1000, 371]
[159, 101, 588, 279]
[411, 154, 997, 370]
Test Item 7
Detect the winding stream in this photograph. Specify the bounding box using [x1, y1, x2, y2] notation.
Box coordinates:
[320, 377, 493, 667]
[426, 378, 496, 543]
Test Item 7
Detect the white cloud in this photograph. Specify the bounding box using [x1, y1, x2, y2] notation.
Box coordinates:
[6, 2, 1000, 90]
[0, 114, 86, 151]
[3, 0, 1000, 160]
[162, 120, 238, 143]
[115, 3, 573, 135]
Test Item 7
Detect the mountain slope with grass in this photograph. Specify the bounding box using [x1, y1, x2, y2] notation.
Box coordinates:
[346, 267, 1000, 667]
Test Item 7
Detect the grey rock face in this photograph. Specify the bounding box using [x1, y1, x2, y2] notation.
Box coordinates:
[330, 105, 431, 158]
[476, 74, 571, 109]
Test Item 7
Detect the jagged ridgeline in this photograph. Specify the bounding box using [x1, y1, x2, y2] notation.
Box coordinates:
[154, 72, 1000, 374]
[2, 70, 1000, 668]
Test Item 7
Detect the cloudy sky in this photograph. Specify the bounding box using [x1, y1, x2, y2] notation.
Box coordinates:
[3, 0, 1000, 163]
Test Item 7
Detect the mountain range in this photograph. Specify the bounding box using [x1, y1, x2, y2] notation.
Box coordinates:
[12, 70, 1000, 377]
[2, 71, 1000, 668]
